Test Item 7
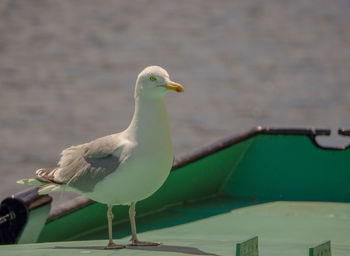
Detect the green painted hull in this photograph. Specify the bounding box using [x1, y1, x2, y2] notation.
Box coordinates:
[1, 127, 350, 255]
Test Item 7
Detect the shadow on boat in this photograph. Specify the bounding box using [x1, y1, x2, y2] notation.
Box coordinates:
[76, 195, 269, 242]
[53, 244, 220, 255]
[127, 244, 220, 255]
[117, 196, 267, 239]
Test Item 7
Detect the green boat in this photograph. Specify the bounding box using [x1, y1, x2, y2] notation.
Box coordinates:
[1, 127, 349, 255]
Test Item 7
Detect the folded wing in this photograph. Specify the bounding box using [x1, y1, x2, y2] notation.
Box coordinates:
[21, 134, 125, 193]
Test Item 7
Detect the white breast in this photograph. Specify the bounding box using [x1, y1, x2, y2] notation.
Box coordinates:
[87, 143, 173, 205]
[84, 97, 174, 205]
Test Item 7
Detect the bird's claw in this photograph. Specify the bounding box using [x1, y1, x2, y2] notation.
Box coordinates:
[104, 241, 126, 249]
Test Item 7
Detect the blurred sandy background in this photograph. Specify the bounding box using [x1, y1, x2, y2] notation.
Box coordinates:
[1, 0, 350, 207]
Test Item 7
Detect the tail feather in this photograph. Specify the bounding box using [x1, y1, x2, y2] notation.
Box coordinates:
[17, 167, 64, 195]
[38, 184, 63, 195]
[36, 167, 57, 182]
[17, 178, 46, 186]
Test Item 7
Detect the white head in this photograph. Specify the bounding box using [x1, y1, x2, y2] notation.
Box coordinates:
[134, 66, 184, 99]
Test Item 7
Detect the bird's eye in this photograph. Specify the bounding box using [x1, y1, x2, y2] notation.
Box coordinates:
[149, 76, 157, 81]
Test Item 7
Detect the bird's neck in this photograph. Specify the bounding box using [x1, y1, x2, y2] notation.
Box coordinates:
[127, 97, 172, 145]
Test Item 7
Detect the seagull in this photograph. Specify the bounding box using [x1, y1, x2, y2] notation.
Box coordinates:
[17, 66, 184, 249]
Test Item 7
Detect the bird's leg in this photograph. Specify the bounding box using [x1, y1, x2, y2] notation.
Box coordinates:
[104, 205, 125, 249]
[128, 202, 161, 246]
[129, 202, 138, 242]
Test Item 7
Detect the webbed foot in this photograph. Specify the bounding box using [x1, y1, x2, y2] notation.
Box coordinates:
[104, 241, 126, 249]
[128, 240, 161, 246]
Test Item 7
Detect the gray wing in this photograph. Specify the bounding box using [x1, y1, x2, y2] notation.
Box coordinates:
[36, 134, 125, 192]
[68, 154, 121, 192]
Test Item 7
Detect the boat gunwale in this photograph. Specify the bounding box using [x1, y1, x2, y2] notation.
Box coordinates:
[173, 126, 350, 170]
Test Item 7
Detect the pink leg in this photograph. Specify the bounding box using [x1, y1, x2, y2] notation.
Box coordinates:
[128, 202, 161, 246]
[104, 205, 125, 249]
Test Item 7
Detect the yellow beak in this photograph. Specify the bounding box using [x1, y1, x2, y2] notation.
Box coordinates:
[159, 81, 184, 93]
